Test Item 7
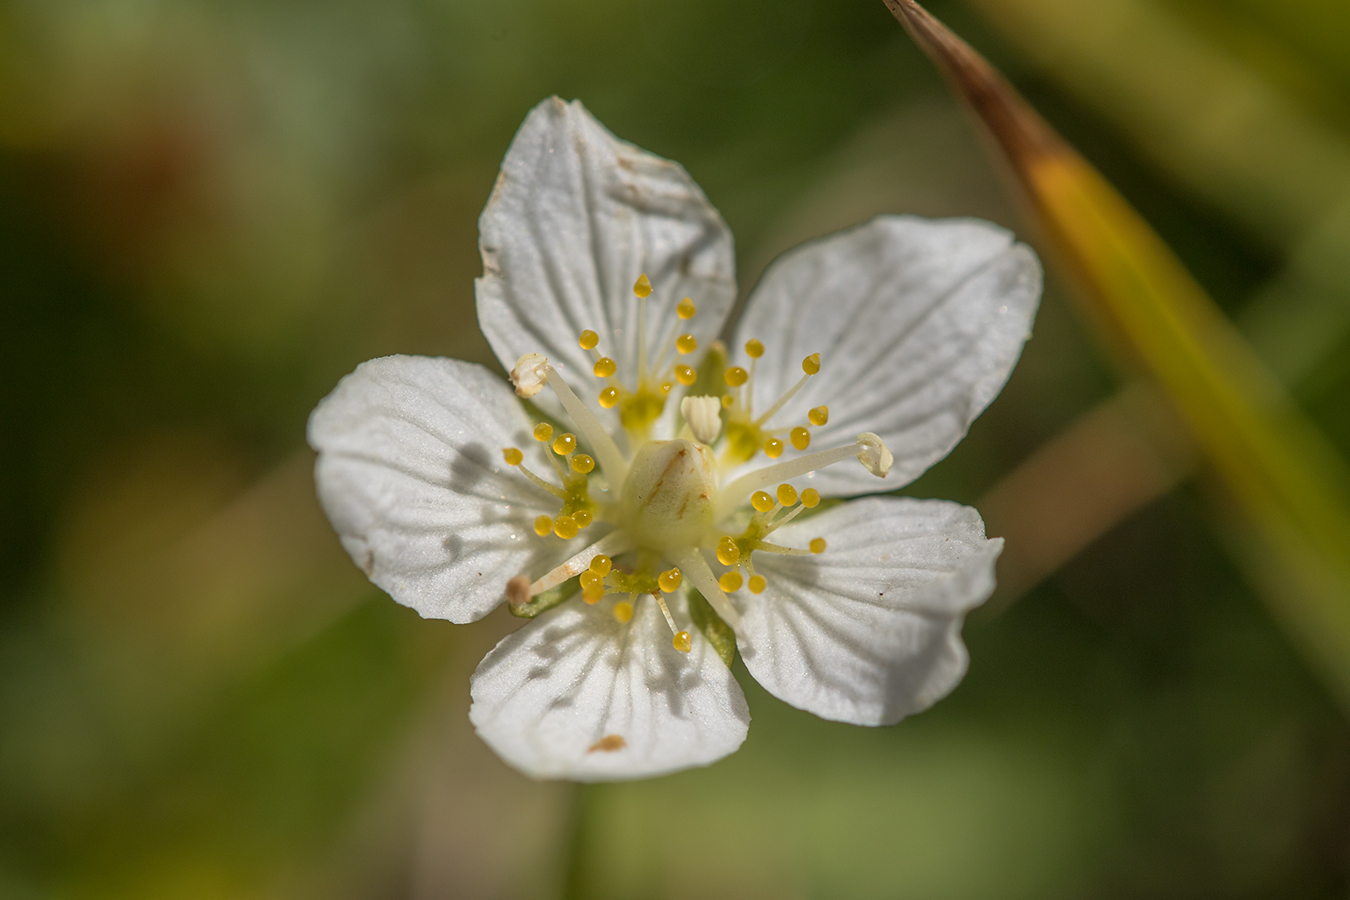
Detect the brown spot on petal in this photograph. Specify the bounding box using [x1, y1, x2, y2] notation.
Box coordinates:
[588, 734, 626, 753]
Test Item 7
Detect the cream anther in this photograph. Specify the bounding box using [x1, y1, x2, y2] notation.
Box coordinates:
[855, 432, 894, 478]
[680, 395, 723, 445]
[510, 353, 549, 398]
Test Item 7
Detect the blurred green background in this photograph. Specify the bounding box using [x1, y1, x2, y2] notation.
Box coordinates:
[4, 0, 1350, 897]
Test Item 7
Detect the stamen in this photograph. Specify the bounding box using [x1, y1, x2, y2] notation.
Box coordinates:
[533, 359, 629, 485]
[668, 546, 742, 630]
[856, 432, 894, 477]
[715, 435, 888, 519]
[527, 531, 633, 596]
[718, 571, 743, 592]
[510, 353, 550, 398]
[680, 395, 723, 445]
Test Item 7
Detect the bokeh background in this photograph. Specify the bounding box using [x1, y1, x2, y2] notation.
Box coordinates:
[4, 0, 1350, 897]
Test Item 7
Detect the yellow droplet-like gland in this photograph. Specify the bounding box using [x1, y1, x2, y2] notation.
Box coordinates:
[675, 365, 697, 386]
[534, 515, 553, 537]
[598, 386, 620, 408]
[718, 571, 743, 592]
[748, 574, 767, 594]
[533, 423, 553, 442]
[676, 298, 696, 319]
[573, 509, 593, 527]
[724, 366, 748, 387]
[578, 329, 599, 350]
[552, 432, 577, 455]
[808, 405, 829, 426]
[809, 537, 826, 554]
[553, 515, 579, 540]
[790, 427, 811, 451]
[763, 437, 784, 459]
[802, 353, 821, 375]
[776, 483, 798, 506]
[658, 568, 682, 593]
[633, 273, 652, 298]
[502, 447, 523, 466]
[673, 631, 692, 653]
[613, 601, 634, 623]
[744, 339, 764, 358]
[716, 536, 740, 566]
[675, 334, 698, 355]
[590, 554, 612, 575]
[750, 491, 775, 513]
[570, 453, 595, 474]
[801, 488, 821, 508]
[593, 357, 617, 378]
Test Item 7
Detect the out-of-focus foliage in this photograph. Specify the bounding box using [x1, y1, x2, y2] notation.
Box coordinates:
[2, 1, 1349, 898]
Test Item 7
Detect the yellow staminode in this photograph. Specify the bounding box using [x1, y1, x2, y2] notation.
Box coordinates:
[776, 483, 798, 507]
[763, 437, 784, 459]
[676, 297, 696, 319]
[716, 536, 740, 566]
[673, 631, 692, 653]
[598, 386, 619, 408]
[744, 339, 764, 358]
[748, 575, 767, 594]
[590, 554, 612, 576]
[552, 432, 577, 455]
[658, 568, 682, 593]
[579, 330, 599, 350]
[808, 405, 829, 426]
[675, 365, 697, 386]
[573, 509, 593, 527]
[790, 427, 811, 451]
[802, 353, 821, 375]
[533, 423, 553, 442]
[553, 515, 579, 540]
[751, 491, 775, 513]
[533, 515, 552, 537]
[676, 334, 698, 355]
[502, 447, 523, 466]
[570, 453, 595, 474]
[724, 366, 748, 387]
[801, 488, 821, 508]
[613, 601, 634, 623]
[593, 357, 617, 378]
[633, 273, 652, 298]
[718, 571, 743, 592]
[809, 537, 827, 554]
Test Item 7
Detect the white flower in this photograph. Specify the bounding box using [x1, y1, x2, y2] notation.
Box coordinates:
[308, 97, 1041, 781]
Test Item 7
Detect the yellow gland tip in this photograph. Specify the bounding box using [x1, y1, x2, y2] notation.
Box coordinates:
[613, 601, 634, 623]
[724, 366, 748, 387]
[809, 537, 827, 554]
[763, 437, 784, 459]
[583, 584, 606, 604]
[802, 352, 821, 375]
[598, 386, 620, 408]
[578, 329, 599, 350]
[675, 365, 697, 385]
[808, 405, 830, 426]
[673, 631, 692, 653]
[744, 338, 764, 358]
[721, 394, 734, 408]
[660, 382, 673, 394]
[718, 571, 743, 592]
[553, 515, 579, 540]
[658, 568, 683, 592]
[533, 515, 553, 537]
[633, 273, 652, 298]
[590, 555, 612, 576]
[533, 423, 554, 442]
[502, 447, 523, 466]
[751, 491, 775, 513]
[676, 333, 698, 355]
[777, 483, 798, 506]
[790, 427, 811, 451]
[716, 536, 740, 566]
[749, 574, 767, 594]
[573, 509, 593, 527]
[676, 298, 696, 319]
[801, 488, 821, 508]
[580, 570, 601, 589]
[570, 453, 595, 474]
[593, 357, 617, 378]
[552, 433, 577, 455]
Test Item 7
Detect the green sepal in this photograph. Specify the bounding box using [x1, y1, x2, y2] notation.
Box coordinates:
[509, 581, 571, 619]
[687, 588, 737, 668]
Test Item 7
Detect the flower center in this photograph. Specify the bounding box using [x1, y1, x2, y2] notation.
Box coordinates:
[497, 274, 893, 654]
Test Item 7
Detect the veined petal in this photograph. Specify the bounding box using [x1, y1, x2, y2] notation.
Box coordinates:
[470, 592, 750, 781]
[308, 355, 569, 624]
[476, 97, 737, 424]
[732, 216, 1040, 496]
[736, 496, 1001, 726]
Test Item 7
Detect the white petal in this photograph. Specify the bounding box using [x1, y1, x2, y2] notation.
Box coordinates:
[731, 216, 1041, 496]
[470, 592, 750, 781]
[476, 97, 737, 425]
[308, 355, 571, 624]
[736, 496, 1001, 726]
